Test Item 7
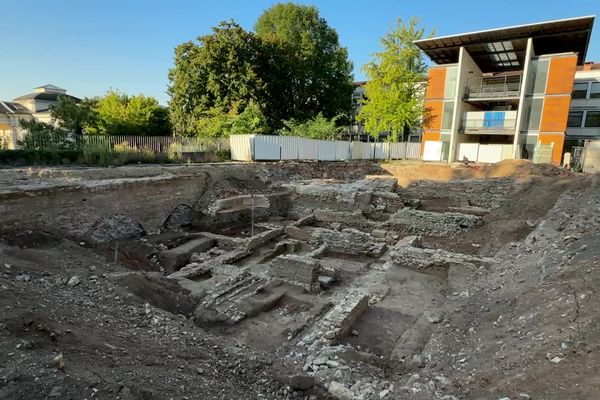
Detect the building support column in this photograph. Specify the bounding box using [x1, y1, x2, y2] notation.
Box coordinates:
[513, 38, 534, 159]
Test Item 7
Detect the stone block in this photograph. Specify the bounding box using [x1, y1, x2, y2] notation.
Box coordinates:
[159, 237, 213, 273]
[286, 226, 311, 241]
[270, 255, 321, 292]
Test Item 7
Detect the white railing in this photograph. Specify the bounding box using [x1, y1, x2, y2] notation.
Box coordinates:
[464, 74, 522, 99]
[230, 134, 421, 161]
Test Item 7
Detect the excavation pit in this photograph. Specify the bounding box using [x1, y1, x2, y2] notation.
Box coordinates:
[1, 160, 586, 400]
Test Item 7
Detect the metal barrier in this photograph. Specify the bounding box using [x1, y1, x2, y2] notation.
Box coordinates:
[229, 135, 421, 161]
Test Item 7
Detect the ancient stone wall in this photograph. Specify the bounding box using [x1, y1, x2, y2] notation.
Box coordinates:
[0, 162, 381, 240]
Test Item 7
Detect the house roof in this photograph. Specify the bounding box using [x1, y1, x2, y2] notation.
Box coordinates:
[0, 101, 32, 115]
[414, 16, 595, 72]
[35, 84, 66, 92]
[13, 92, 79, 102]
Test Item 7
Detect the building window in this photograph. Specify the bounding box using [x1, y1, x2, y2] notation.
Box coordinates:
[567, 111, 584, 128]
[590, 82, 600, 99]
[585, 111, 600, 128]
[444, 67, 458, 98]
[572, 82, 589, 99]
[442, 101, 454, 130]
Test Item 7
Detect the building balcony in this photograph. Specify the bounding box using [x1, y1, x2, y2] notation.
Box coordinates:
[463, 74, 522, 100]
[460, 117, 517, 135]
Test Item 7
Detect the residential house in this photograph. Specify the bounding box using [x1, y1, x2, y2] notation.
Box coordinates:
[0, 102, 33, 149]
[0, 84, 79, 149]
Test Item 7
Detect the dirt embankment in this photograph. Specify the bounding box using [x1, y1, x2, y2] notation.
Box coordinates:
[382, 159, 569, 187]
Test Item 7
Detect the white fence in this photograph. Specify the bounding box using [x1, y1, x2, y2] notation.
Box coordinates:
[456, 143, 514, 163]
[81, 135, 229, 153]
[230, 134, 421, 162]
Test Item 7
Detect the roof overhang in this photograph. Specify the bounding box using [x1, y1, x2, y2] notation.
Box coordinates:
[414, 16, 595, 72]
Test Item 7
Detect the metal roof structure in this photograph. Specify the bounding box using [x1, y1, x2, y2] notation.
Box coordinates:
[0, 101, 32, 115]
[414, 16, 595, 72]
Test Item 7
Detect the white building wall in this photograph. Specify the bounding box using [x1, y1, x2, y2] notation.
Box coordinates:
[567, 69, 600, 140]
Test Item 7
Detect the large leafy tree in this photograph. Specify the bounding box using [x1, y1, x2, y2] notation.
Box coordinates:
[357, 18, 432, 141]
[168, 21, 273, 135]
[255, 2, 354, 122]
[168, 4, 354, 137]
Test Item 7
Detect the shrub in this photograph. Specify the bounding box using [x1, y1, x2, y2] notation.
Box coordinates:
[0, 149, 82, 166]
[80, 143, 114, 166]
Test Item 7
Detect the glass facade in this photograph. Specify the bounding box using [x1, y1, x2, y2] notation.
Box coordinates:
[528, 59, 549, 95]
[591, 82, 600, 99]
[568, 111, 584, 128]
[585, 111, 600, 128]
[523, 98, 544, 131]
[444, 67, 458, 98]
[442, 101, 454, 130]
[572, 82, 589, 99]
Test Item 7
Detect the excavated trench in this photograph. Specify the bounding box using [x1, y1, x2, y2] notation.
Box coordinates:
[0, 160, 575, 400]
[82, 170, 538, 377]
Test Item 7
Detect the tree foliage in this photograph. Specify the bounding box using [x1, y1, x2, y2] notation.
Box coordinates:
[255, 3, 354, 122]
[194, 101, 270, 138]
[19, 120, 74, 150]
[50, 96, 97, 135]
[85, 91, 171, 136]
[23, 92, 171, 138]
[357, 18, 432, 141]
[168, 4, 354, 137]
[280, 113, 343, 140]
[168, 21, 272, 136]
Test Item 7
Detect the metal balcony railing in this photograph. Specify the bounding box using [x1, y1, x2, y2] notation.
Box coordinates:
[464, 75, 522, 100]
[460, 118, 517, 134]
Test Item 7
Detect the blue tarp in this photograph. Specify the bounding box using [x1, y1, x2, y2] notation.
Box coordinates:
[483, 111, 505, 128]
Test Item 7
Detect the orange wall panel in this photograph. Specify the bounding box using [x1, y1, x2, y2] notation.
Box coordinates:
[538, 133, 565, 166]
[424, 100, 443, 131]
[422, 131, 441, 142]
[546, 56, 577, 95]
[540, 95, 571, 132]
[425, 67, 446, 99]
[421, 131, 441, 155]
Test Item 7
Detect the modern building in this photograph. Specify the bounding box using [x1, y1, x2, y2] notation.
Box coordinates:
[415, 16, 595, 165]
[0, 84, 78, 149]
[566, 62, 600, 150]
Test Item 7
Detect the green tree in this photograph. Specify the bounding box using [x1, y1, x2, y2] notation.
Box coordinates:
[50, 96, 97, 135]
[168, 21, 272, 136]
[281, 113, 343, 140]
[18, 120, 73, 150]
[88, 91, 171, 136]
[255, 2, 354, 122]
[357, 18, 432, 141]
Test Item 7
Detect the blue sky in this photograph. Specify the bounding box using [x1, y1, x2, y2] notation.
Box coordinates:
[2, 0, 599, 104]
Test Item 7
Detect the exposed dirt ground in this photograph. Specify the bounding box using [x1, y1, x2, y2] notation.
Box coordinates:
[1, 160, 599, 400]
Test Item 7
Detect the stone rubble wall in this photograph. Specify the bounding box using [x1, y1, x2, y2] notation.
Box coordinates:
[397, 178, 515, 209]
[299, 290, 369, 347]
[309, 228, 387, 257]
[387, 209, 483, 237]
[0, 162, 381, 240]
